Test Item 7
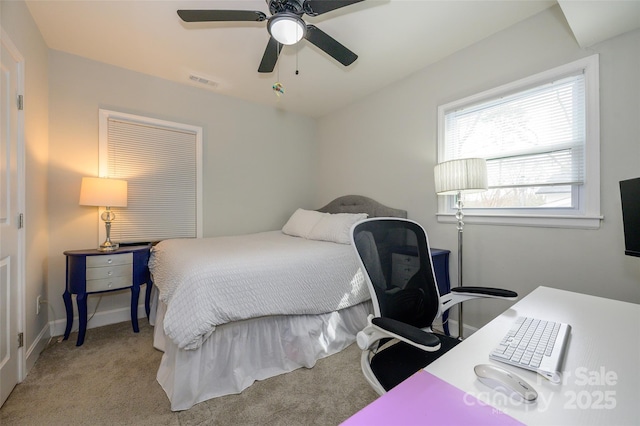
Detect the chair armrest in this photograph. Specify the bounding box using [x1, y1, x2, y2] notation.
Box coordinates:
[452, 287, 518, 298]
[356, 314, 441, 352]
[440, 287, 518, 311]
[372, 317, 441, 348]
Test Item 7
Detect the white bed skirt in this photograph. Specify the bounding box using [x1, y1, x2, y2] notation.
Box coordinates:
[152, 296, 372, 411]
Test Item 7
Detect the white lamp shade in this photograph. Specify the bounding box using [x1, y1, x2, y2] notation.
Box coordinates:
[79, 177, 128, 207]
[268, 14, 305, 45]
[434, 158, 488, 195]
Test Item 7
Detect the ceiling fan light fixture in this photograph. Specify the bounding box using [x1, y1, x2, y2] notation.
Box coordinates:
[268, 13, 306, 45]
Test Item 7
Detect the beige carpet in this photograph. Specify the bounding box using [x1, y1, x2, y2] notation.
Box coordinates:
[0, 321, 378, 425]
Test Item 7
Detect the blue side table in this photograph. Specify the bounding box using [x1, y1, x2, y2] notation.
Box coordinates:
[62, 245, 151, 346]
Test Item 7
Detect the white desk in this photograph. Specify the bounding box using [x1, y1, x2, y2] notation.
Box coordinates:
[424, 286, 640, 425]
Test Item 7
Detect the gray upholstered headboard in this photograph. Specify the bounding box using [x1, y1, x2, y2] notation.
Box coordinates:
[318, 196, 407, 280]
[317, 195, 407, 218]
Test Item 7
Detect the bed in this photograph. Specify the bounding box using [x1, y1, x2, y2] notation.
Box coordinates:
[149, 195, 407, 411]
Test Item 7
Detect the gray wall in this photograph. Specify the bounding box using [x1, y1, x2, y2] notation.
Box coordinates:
[315, 6, 640, 328]
[47, 50, 317, 329]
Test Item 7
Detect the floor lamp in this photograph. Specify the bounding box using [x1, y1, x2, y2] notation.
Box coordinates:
[434, 158, 488, 339]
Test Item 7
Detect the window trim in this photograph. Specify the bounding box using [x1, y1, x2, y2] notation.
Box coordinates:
[436, 55, 602, 229]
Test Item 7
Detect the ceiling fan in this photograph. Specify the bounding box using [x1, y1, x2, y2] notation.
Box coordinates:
[177, 0, 364, 73]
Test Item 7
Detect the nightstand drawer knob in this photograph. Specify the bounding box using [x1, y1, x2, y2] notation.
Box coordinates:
[107, 259, 113, 264]
[108, 282, 113, 288]
[108, 271, 113, 276]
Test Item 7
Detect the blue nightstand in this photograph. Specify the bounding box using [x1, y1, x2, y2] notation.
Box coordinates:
[62, 245, 151, 346]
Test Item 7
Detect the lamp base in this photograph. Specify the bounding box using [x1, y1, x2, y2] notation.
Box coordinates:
[98, 241, 119, 252]
[100, 209, 119, 251]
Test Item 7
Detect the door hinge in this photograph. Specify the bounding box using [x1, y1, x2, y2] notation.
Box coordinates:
[18, 332, 24, 348]
[17, 95, 24, 111]
[18, 213, 24, 229]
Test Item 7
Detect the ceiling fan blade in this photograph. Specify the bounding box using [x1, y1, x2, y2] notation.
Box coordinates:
[304, 25, 357, 66]
[177, 10, 267, 22]
[303, 0, 365, 16]
[258, 37, 283, 73]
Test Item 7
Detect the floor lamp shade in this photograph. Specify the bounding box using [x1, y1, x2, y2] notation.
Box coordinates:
[79, 177, 128, 251]
[434, 158, 488, 195]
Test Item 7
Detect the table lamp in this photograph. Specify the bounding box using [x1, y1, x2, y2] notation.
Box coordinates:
[434, 158, 487, 339]
[79, 177, 128, 251]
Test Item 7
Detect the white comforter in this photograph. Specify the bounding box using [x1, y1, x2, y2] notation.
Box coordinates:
[149, 231, 368, 350]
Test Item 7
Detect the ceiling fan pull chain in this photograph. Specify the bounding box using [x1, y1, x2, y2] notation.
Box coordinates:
[273, 44, 285, 98]
[277, 45, 281, 82]
[295, 24, 300, 75]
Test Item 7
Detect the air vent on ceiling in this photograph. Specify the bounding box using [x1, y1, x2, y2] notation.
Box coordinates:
[188, 74, 218, 88]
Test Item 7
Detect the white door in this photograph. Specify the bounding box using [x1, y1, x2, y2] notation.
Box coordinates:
[0, 30, 24, 408]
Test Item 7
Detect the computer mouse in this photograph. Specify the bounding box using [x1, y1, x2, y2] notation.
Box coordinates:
[474, 364, 538, 402]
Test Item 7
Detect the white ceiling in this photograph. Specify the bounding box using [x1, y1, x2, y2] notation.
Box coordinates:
[25, 1, 639, 118]
[558, 0, 640, 48]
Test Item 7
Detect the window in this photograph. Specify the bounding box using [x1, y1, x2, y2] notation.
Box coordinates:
[436, 55, 601, 229]
[98, 109, 203, 243]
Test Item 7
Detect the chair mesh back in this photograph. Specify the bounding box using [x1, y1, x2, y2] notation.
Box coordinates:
[353, 219, 440, 329]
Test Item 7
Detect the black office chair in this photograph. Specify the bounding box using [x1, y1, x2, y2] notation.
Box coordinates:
[351, 217, 518, 395]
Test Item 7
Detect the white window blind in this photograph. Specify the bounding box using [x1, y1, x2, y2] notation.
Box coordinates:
[444, 73, 585, 189]
[99, 110, 203, 243]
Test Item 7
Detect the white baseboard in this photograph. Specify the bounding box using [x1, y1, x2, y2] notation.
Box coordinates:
[48, 303, 149, 339]
[25, 323, 51, 377]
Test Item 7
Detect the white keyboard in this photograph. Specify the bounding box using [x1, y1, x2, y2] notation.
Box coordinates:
[489, 316, 571, 383]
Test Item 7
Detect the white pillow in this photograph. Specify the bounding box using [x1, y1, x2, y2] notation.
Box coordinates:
[307, 213, 368, 244]
[282, 209, 326, 238]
